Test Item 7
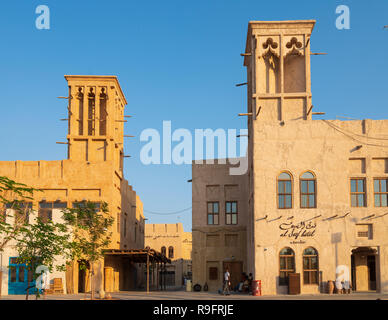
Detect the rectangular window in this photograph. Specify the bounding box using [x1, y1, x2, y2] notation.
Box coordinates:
[14, 202, 32, 225]
[356, 224, 373, 239]
[209, 267, 218, 280]
[300, 180, 316, 208]
[374, 178, 388, 207]
[117, 212, 120, 233]
[38, 201, 67, 223]
[207, 202, 219, 225]
[350, 178, 366, 207]
[225, 201, 238, 225]
[278, 181, 292, 209]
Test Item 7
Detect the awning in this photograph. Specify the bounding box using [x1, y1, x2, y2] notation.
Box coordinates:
[103, 248, 171, 264]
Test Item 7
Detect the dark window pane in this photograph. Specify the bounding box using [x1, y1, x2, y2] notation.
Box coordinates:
[53, 202, 67, 209]
[28, 269, 34, 282]
[10, 267, 16, 282]
[208, 215, 213, 225]
[39, 202, 53, 209]
[303, 257, 309, 269]
[287, 257, 295, 270]
[214, 203, 219, 214]
[303, 271, 309, 284]
[208, 203, 212, 214]
[18, 267, 25, 282]
[311, 271, 318, 284]
[280, 257, 286, 270]
[231, 202, 237, 213]
[311, 257, 318, 269]
[280, 248, 294, 255]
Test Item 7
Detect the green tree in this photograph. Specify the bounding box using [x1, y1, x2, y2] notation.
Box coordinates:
[15, 217, 73, 300]
[0, 176, 41, 252]
[62, 201, 114, 300]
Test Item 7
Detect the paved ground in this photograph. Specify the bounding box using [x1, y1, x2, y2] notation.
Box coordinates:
[1, 289, 388, 300]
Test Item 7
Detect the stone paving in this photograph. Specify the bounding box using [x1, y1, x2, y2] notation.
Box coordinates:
[1, 289, 388, 300]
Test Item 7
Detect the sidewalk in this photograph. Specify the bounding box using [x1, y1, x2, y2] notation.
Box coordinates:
[1, 290, 388, 300]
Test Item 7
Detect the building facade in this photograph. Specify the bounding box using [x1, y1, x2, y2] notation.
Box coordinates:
[0, 75, 145, 295]
[192, 160, 248, 292]
[192, 20, 388, 295]
[145, 223, 192, 288]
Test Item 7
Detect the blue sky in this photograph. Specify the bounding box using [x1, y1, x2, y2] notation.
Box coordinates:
[0, 1, 387, 232]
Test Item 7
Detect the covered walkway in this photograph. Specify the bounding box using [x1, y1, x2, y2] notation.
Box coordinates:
[104, 248, 171, 293]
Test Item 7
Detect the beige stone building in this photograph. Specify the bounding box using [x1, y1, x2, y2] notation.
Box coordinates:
[0, 75, 145, 295]
[145, 223, 192, 288]
[192, 20, 388, 295]
[192, 160, 248, 292]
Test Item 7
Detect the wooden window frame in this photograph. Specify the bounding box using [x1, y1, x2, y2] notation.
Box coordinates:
[374, 178, 388, 207]
[207, 201, 219, 225]
[302, 247, 319, 285]
[168, 246, 174, 259]
[225, 201, 238, 225]
[279, 247, 295, 286]
[277, 172, 293, 209]
[350, 178, 367, 207]
[300, 172, 317, 209]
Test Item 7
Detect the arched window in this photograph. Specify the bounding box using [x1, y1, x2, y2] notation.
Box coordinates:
[161, 246, 166, 256]
[303, 247, 319, 284]
[278, 172, 292, 209]
[279, 247, 295, 285]
[168, 246, 174, 259]
[300, 171, 316, 208]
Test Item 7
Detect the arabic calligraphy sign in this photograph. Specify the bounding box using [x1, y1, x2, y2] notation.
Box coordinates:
[279, 220, 316, 240]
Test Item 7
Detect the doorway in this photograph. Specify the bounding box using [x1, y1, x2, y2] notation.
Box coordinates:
[351, 247, 378, 292]
[223, 261, 243, 290]
[78, 260, 90, 293]
[8, 257, 36, 295]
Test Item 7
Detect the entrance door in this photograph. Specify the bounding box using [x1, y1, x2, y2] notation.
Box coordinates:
[351, 247, 378, 292]
[223, 261, 243, 290]
[8, 257, 36, 295]
[367, 255, 376, 291]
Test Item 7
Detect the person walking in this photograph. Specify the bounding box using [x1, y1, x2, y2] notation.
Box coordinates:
[223, 268, 231, 295]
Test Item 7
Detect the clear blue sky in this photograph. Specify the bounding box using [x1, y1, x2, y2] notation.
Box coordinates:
[0, 1, 387, 232]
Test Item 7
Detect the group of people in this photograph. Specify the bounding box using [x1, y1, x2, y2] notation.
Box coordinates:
[222, 269, 253, 295]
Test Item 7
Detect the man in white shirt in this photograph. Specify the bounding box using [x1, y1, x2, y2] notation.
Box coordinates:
[223, 268, 231, 295]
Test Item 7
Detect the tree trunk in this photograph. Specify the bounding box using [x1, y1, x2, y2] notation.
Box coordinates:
[90, 263, 94, 300]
